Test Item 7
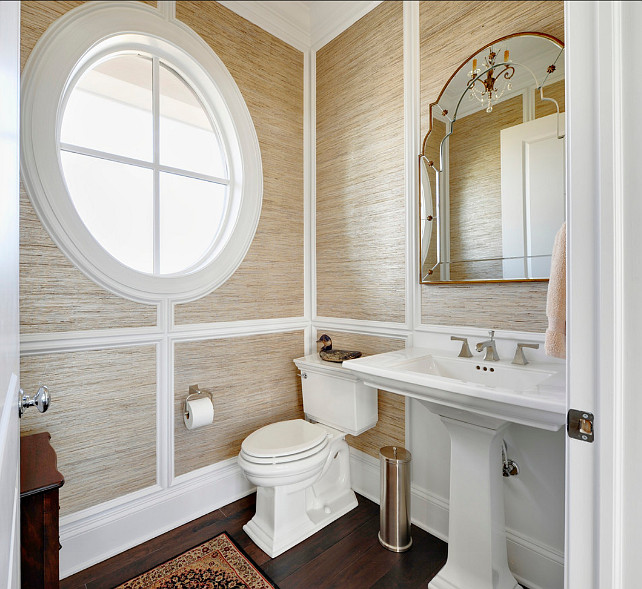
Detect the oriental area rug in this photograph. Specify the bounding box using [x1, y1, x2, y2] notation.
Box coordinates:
[115, 532, 278, 589]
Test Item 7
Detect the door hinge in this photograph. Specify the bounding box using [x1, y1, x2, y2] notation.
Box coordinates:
[567, 409, 594, 443]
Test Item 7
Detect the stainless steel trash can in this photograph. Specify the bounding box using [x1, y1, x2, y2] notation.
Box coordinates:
[378, 445, 412, 552]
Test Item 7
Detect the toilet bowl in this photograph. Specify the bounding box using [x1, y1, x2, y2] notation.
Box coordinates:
[239, 419, 356, 557]
[237, 354, 378, 558]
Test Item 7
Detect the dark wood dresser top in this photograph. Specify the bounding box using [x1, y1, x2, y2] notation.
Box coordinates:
[20, 432, 64, 498]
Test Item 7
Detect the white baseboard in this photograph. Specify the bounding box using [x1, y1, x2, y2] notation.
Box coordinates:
[505, 527, 564, 589]
[59, 458, 254, 579]
[348, 447, 564, 589]
[348, 446, 380, 503]
[60, 448, 564, 588]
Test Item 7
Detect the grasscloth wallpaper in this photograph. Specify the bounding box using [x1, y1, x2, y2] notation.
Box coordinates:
[174, 1, 304, 324]
[316, 1, 406, 323]
[419, 0, 564, 330]
[174, 331, 304, 476]
[20, 0, 305, 517]
[19, 347, 157, 516]
[20, 1, 159, 333]
[20, 191, 158, 334]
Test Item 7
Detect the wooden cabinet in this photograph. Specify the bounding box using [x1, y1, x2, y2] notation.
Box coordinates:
[20, 432, 64, 589]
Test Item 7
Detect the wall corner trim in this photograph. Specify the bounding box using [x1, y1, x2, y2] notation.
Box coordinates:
[310, 1, 384, 51]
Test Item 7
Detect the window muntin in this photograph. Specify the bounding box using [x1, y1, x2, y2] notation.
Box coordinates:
[60, 151, 154, 273]
[159, 63, 227, 178]
[159, 173, 227, 275]
[60, 53, 230, 276]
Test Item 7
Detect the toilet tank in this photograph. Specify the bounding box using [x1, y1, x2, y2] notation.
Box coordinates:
[293, 354, 378, 436]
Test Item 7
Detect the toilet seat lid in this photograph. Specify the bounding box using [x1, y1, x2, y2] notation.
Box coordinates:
[242, 419, 328, 458]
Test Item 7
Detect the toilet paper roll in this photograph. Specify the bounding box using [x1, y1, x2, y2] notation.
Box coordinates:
[184, 396, 214, 430]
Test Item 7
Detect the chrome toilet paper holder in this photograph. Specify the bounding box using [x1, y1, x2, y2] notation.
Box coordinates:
[184, 384, 214, 419]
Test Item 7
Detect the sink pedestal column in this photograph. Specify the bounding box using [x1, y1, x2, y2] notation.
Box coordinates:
[429, 416, 519, 589]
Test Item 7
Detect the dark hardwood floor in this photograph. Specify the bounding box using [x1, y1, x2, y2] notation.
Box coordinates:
[60, 493, 450, 589]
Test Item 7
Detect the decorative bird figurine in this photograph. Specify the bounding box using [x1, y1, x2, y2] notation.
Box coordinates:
[317, 334, 362, 363]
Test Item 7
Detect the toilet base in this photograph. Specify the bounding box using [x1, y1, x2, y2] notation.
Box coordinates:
[243, 487, 358, 558]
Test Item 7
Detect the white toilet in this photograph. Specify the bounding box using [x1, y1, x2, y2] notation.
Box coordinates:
[238, 353, 378, 558]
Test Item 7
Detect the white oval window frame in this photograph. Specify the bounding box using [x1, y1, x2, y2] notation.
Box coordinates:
[21, 1, 263, 303]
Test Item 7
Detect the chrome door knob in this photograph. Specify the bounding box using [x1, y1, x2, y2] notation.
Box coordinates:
[19, 385, 50, 417]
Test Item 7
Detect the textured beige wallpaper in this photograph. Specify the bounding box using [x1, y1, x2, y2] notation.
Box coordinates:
[422, 281, 548, 331]
[20, 346, 157, 516]
[316, 1, 406, 323]
[21, 1, 84, 70]
[174, 2, 304, 324]
[536, 79, 566, 118]
[20, 1, 158, 333]
[314, 331, 406, 458]
[20, 192, 158, 334]
[419, 0, 564, 331]
[174, 331, 305, 476]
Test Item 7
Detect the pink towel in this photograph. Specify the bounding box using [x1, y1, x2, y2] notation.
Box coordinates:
[545, 222, 566, 358]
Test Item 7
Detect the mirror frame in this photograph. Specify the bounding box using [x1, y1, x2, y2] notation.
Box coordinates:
[419, 31, 565, 285]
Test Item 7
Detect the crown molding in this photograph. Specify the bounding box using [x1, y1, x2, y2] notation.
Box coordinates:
[217, 1, 382, 52]
[217, 1, 311, 52]
[309, 1, 383, 51]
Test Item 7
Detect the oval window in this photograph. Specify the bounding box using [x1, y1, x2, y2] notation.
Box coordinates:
[21, 3, 262, 302]
[61, 54, 230, 276]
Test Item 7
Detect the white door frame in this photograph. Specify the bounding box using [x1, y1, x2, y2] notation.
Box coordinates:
[566, 2, 642, 587]
[0, 2, 22, 588]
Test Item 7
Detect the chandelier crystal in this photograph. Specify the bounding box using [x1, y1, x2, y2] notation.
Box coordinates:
[468, 47, 515, 113]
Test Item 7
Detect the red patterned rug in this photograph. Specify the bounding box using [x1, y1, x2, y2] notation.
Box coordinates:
[115, 532, 278, 588]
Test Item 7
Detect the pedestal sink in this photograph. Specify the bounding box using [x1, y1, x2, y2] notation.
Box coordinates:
[343, 348, 565, 589]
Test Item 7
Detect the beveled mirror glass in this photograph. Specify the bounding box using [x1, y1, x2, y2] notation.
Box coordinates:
[420, 33, 565, 283]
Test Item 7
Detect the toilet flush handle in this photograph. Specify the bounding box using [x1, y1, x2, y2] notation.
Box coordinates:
[297, 372, 308, 379]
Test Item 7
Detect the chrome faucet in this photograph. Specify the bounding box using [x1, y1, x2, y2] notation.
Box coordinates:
[476, 330, 500, 361]
[512, 342, 539, 365]
[451, 336, 473, 358]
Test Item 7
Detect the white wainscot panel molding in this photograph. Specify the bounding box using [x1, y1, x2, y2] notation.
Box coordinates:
[59, 458, 253, 579]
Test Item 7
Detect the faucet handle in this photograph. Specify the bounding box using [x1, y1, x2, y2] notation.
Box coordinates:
[451, 336, 473, 358]
[488, 330, 495, 340]
[512, 342, 540, 365]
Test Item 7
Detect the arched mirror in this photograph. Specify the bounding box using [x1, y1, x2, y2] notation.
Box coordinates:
[419, 33, 565, 284]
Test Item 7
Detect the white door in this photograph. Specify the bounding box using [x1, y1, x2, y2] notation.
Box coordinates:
[566, 1, 642, 588]
[0, 2, 22, 588]
[500, 113, 566, 279]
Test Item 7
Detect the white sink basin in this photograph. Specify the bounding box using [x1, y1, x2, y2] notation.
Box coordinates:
[343, 347, 566, 589]
[343, 348, 565, 431]
[398, 354, 556, 391]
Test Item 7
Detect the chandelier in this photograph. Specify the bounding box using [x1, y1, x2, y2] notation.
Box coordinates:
[468, 47, 515, 113]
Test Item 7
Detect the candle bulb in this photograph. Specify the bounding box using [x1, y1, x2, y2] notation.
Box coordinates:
[504, 49, 509, 62]
[472, 58, 477, 72]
